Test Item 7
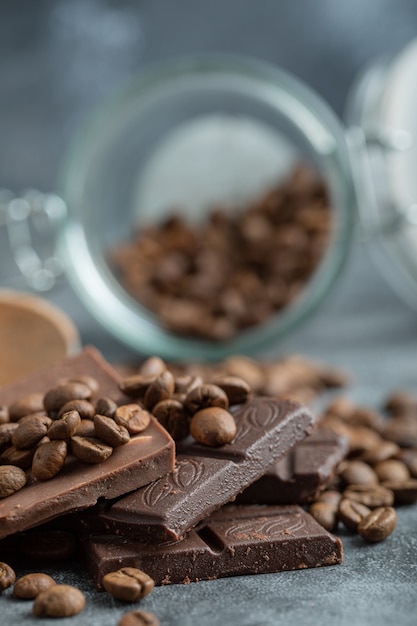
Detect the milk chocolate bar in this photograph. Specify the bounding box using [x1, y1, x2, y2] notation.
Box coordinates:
[237, 427, 348, 504]
[85, 504, 343, 587]
[80, 397, 316, 541]
[0, 347, 175, 539]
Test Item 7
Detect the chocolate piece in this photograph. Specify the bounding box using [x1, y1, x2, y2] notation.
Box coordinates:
[0, 347, 175, 539]
[237, 427, 348, 504]
[81, 397, 316, 541]
[84, 504, 343, 587]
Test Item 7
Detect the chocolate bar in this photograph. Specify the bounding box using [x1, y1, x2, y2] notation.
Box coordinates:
[237, 427, 348, 504]
[80, 397, 316, 541]
[85, 504, 343, 587]
[0, 347, 175, 539]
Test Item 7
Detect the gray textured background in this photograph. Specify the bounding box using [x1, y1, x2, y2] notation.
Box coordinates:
[1, 1, 417, 624]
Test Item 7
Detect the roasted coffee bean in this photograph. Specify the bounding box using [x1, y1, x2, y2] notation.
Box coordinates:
[316, 489, 343, 507]
[323, 396, 354, 420]
[385, 390, 417, 416]
[309, 501, 338, 531]
[20, 530, 76, 561]
[382, 417, 417, 447]
[380, 479, 417, 505]
[94, 414, 130, 447]
[0, 445, 35, 469]
[114, 404, 151, 435]
[343, 484, 394, 508]
[8, 392, 44, 421]
[0, 406, 9, 425]
[347, 426, 382, 455]
[71, 436, 113, 463]
[64, 375, 99, 395]
[185, 384, 229, 414]
[95, 396, 118, 418]
[347, 406, 382, 429]
[58, 399, 95, 420]
[144, 371, 175, 409]
[339, 460, 378, 486]
[0, 562, 15, 591]
[190, 407, 236, 447]
[357, 506, 397, 542]
[75, 419, 96, 438]
[152, 399, 189, 441]
[119, 374, 156, 398]
[11, 414, 51, 450]
[211, 375, 252, 405]
[102, 567, 155, 602]
[0, 423, 18, 452]
[33, 584, 86, 617]
[139, 356, 166, 378]
[32, 440, 67, 480]
[0, 465, 26, 497]
[338, 498, 371, 531]
[118, 610, 160, 626]
[174, 374, 203, 395]
[43, 382, 92, 413]
[399, 449, 417, 477]
[223, 356, 265, 392]
[360, 441, 400, 465]
[47, 410, 81, 440]
[373, 459, 410, 483]
[13, 573, 56, 599]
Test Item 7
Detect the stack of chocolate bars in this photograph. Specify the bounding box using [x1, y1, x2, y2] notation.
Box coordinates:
[0, 347, 347, 588]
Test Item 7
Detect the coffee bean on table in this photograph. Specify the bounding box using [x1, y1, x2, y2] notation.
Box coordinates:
[58, 399, 95, 420]
[309, 501, 338, 532]
[31, 440, 67, 480]
[94, 414, 130, 447]
[185, 384, 229, 414]
[0, 423, 18, 452]
[70, 436, 113, 464]
[118, 611, 160, 626]
[64, 375, 99, 395]
[8, 392, 44, 421]
[152, 399, 189, 441]
[12, 415, 51, 450]
[385, 390, 417, 415]
[339, 460, 378, 486]
[380, 478, 417, 505]
[114, 404, 151, 435]
[357, 506, 397, 542]
[373, 459, 410, 483]
[0, 465, 26, 497]
[119, 374, 156, 398]
[139, 356, 166, 378]
[43, 382, 92, 413]
[0, 445, 35, 469]
[360, 441, 400, 465]
[47, 410, 81, 439]
[0, 562, 15, 591]
[343, 484, 394, 508]
[190, 407, 237, 447]
[33, 584, 86, 617]
[338, 498, 371, 532]
[211, 375, 252, 405]
[13, 573, 56, 599]
[102, 567, 155, 602]
[75, 419, 96, 438]
[143, 371, 175, 410]
[95, 397, 118, 419]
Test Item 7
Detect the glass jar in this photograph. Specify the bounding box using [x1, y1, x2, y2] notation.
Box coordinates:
[57, 54, 355, 361]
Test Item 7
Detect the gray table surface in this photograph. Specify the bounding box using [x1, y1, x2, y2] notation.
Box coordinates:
[1, 1, 417, 624]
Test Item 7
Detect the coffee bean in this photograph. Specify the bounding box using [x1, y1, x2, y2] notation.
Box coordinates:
[0, 406, 9, 425]
[223, 356, 265, 392]
[33, 584, 86, 617]
[185, 384, 229, 414]
[380, 478, 417, 505]
[373, 459, 410, 483]
[94, 414, 130, 447]
[139, 356, 166, 378]
[47, 410, 81, 439]
[32, 440, 67, 480]
[174, 374, 203, 395]
[11, 415, 51, 450]
[119, 374, 156, 398]
[0, 465, 26, 497]
[357, 506, 397, 542]
[75, 419, 96, 438]
[64, 375, 99, 395]
[118, 610, 160, 626]
[102, 567, 155, 602]
[20, 530, 76, 561]
[347, 426, 382, 455]
[152, 399, 189, 441]
[382, 417, 417, 447]
[0, 445, 35, 469]
[95, 396, 118, 418]
[13, 573, 56, 599]
[323, 396, 354, 420]
[309, 501, 338, 531]
[210, 375, 252, 405]
[190, 407, 236, 447]
[385, 390, 417, 416]
[399, 449, 417, 477]
[343, 484, 394, 508]
[360, 441, 400, 465]
[43, 382, 92, 413]
[338, 498, 371, 531]
[0, 423, 18, 452]
[71, 436, 113, 464]
[347, 406, 382, 429]
[144, 371, 175, 410]
[0, 562, 15, 591]
[316, 489, 343, 507]
[58, 399, 95, 420]
[339, 460, 378, 486]
[114, 404, 151, 435]
[8, 392, 44, 421]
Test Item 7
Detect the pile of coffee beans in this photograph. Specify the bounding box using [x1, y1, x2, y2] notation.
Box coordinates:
[0, 376, 152, 494]
[110, 165, 332, 340]
[308, 391, 417, 542]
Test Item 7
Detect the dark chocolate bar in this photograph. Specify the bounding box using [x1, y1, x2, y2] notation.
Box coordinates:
[85, 504, 343, 587]
[0, 347, 175, 539]
[237, 427, 348, 504]
[80, 397, 316, 541]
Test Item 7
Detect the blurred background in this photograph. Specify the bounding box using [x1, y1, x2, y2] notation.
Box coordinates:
[1, 0, 417, 383]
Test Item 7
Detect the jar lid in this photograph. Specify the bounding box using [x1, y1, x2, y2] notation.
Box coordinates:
[346, 37, 417, 309]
